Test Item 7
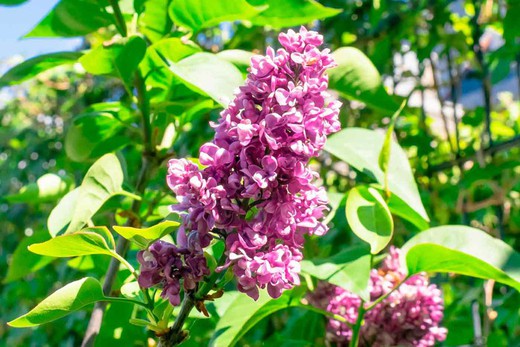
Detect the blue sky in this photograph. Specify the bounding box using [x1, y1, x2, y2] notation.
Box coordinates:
[0, 0, 82, 60]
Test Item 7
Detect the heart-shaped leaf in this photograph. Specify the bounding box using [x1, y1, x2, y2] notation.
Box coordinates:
[346, 186, 393, 254]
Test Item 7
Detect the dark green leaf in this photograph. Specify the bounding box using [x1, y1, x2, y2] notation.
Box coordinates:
[402, 226, 520, 291]
[325, 128, 429, 229]
[5, 173, 73, 203]
[113, 220, 180, 249]
[0, 52, 82, 87]
[247, 0, 341, 28]
[26, 0, 113, 37]
[301, 245, 371, 300]
[79, 36, 147, 87]
[169, 0, 265, 32]
[4, 232, 53, 283]
[345, 186, 393, 254]
[8, 277, 105, 327]
[329, 47, 399, 113]
[0, 0, 28, 6]
[65, 112, 130, 162]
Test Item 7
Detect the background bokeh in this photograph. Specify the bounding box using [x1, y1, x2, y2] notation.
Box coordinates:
[1, 0, 519, 346]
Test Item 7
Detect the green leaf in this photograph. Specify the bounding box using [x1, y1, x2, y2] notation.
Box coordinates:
[378, 100, 406, 176]
[65, 112, 130, 162]
[5, 173, 73, 204]
[112, 220, 180, 249]
[8, 277, 104, 327]
[141, 37, 202, 90]
[210, 290, 303, 347]
[247, 0, 341, 28]
[4, 232, 54, 283]
[138, 0, 173, 42]
[79, 36, 147, 87]
[169, 0, 265, 32]
[325, 128, 429, 229]
[329, 47, 399, 113]
[29, 228, 115, 258]
[165, 52, 244, 107]
[47, 187, 80, 237]
[345, 186, 393, 254]
[301, 245, 371, 300]
[0, 52, 82, 87]
[65, 153, 126, 234]
[217, 50, 256, 74]
[0, 0, 28, 6]
[26, 0, 113, 38]
[401, 226, 520, 291]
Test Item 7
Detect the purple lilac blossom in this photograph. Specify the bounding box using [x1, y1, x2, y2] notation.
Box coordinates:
[137, 241, 209, 306]
[308, 247, 447, 347]
[157, 26, 341, 301]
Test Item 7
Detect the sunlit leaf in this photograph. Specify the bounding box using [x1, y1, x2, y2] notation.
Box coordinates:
[346, 186, 393, 254]
[112, 220, 180, 249]
[65, 154, 126, 234]
[301, 245, 371, 300]
[402, 226, 520, 291]
[169, 0, 265, 32]
[29, 228, 115, 257]
[165, 52, 243, 107]
[210, 289, 303, 347]
[138, 0, 173, 42]
[329, 47, 399, 113]
[79, 36, 147, 87]
[0, 52, 82, 87]
[247, 0, 341, 28]
[325, 128, 429, 230]
[26, 0, 113, 37]
[8, 277, 105, 327]
[5, 173, 73, 204]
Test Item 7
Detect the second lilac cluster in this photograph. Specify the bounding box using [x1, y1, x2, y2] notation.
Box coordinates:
[164, 27, 341, 300]
[137, 241, 209, 305]
[309, 247, 447, 347]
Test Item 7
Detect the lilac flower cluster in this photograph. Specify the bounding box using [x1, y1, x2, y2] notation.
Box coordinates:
[140, 27, 341, 303]
[309, 247, 447, 347]
[137, 241, 209, 305]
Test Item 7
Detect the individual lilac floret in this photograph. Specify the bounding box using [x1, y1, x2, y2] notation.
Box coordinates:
[308, 247, 447, 347]
[137, 241, 209, 306]
[163, 26, 341, 300]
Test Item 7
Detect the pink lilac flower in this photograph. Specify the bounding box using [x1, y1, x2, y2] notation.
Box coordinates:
[139, 26, 341, 304]
[308, 247, 447, 347]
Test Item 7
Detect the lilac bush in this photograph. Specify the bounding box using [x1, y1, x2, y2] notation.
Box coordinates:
[308, 247, 447, 347]
[138, 27, 341, 302]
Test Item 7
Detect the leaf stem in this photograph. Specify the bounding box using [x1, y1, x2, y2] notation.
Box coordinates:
[108, 0, 128, 37]
[158, 249, 228, 347]
[364, 275, 409, 312]
[349, 299, 365, 347]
